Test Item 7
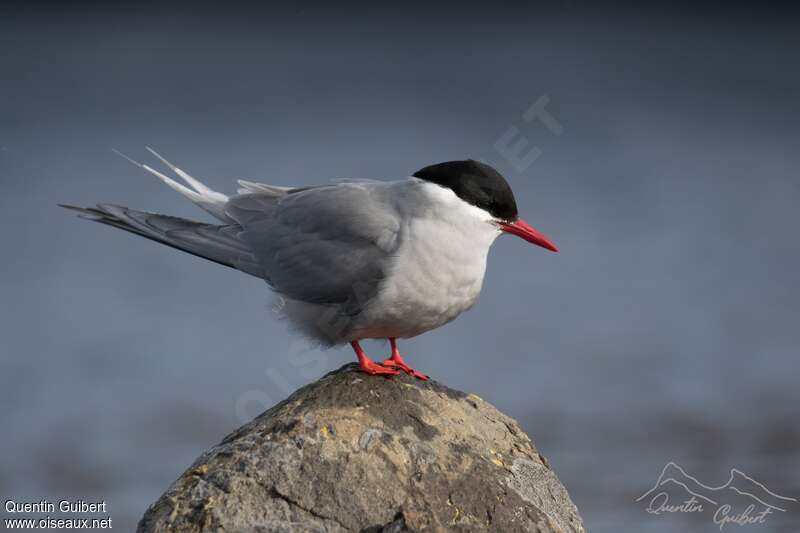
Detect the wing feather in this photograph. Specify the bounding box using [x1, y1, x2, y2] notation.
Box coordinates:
[61, 204, 263, 277]
[226, 183, 400, 312]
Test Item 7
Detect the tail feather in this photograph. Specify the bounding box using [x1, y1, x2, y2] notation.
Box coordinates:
[113, 148, 233, 223]
[60, 148, 291, 278]
[60, 203, 263, 278]
[145, 147, 228, 202]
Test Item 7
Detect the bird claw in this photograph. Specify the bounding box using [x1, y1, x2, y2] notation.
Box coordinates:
[359, 360, 400, 377]
[381, 358, 429, 381]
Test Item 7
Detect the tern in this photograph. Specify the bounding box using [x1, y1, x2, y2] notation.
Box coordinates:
[62, 150, 558, 380]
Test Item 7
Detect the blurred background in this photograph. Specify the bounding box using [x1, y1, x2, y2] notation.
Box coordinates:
[1, 3, 799, 531]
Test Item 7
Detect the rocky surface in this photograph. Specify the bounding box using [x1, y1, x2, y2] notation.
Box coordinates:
[138, 363, 584, 533]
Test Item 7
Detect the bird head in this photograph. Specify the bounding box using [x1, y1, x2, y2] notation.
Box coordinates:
[412, 160, 558, 252]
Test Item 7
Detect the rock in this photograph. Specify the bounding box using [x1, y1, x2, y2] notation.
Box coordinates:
[137, 363, 584, 533]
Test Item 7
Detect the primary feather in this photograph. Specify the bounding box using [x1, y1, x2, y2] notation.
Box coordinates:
[59, 203, 263, 277]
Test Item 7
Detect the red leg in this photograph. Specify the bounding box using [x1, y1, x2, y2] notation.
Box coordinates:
[351, 340, 399, 376]
[381, 338, 429, 381]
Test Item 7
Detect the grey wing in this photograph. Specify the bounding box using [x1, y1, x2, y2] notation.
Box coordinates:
[226, 183, 401, 313]
[61, 204, 264, 277]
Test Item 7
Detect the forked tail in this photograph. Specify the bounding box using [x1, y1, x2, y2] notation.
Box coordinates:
[60, 149, 264, 278]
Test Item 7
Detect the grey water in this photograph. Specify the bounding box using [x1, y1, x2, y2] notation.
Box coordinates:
[1, 4, 798, 531]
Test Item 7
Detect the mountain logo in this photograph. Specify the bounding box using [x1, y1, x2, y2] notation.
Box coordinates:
[636, 462, 797, 529]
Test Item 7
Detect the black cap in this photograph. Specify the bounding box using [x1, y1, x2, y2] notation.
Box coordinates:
[413, 160, 518, 221]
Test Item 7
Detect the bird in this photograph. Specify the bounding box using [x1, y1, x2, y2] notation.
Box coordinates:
[61, 149, 558, 380]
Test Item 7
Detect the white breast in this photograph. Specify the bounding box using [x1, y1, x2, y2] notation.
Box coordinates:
[351, 180, 501, 340]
